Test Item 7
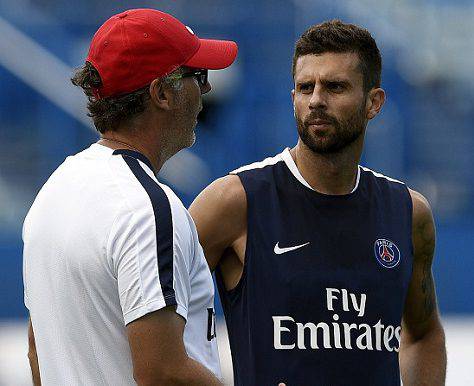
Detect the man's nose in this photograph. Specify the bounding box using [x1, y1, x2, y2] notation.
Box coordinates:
[309, 86, 327, 110]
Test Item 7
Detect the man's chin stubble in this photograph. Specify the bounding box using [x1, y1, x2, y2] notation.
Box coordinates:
[300, 130, 363, 155]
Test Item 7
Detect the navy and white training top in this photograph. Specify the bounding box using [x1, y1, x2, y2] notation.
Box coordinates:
[216, 148, 413, 386]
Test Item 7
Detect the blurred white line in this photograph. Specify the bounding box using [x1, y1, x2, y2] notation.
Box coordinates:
[0, 16, 91, 128]
[159, 149, 211, 195]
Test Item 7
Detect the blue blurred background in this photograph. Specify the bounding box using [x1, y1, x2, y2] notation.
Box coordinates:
[0, 0, 473, 384]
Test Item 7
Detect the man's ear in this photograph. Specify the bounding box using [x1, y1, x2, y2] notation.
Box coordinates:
[149, 79, 173, 111]
[366, 88, 385, 120]
[291, 89, 296, 117]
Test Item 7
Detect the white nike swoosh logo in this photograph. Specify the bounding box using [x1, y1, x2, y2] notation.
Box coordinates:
[274, 242, 310, 255]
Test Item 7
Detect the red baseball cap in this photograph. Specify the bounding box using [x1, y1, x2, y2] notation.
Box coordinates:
[86, 8, 238, 99]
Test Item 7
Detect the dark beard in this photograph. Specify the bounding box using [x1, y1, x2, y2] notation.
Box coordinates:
[296, 102, 366, 154]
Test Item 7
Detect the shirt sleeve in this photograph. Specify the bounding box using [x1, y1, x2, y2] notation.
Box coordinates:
[107, 196, 191, 325]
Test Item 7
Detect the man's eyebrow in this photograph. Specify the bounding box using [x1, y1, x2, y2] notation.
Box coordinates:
[321, 77, 351, 84]
[321, 79, 353, 89]
[295, 75, 352, 83]
[295, 79, 315, 85]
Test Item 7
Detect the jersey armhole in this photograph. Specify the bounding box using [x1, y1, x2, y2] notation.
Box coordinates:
[404, 184, 415, 273]
[216, 173, 252, 303]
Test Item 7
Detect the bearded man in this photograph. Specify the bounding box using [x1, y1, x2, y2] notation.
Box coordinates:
[190, 20, 446, 386]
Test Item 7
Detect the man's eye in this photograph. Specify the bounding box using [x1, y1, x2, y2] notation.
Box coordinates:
[327, 83, 345, 91]
[299, 84, 313, 93]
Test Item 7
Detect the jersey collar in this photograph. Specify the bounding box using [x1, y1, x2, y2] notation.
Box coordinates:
[281, 147, 361, 194]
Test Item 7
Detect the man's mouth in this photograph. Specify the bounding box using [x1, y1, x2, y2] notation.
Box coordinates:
[307, 118, 332, 125]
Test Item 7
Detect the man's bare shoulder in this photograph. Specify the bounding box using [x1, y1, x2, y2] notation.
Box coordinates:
[190, 175, 247, 270]
[407, 188, 435, 269]
[190, 174, 246, 217]
[408, 188, 433, 231]
[211, 174, 246, 201]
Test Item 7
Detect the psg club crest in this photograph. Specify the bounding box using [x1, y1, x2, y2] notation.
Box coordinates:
[374, 239, 401, 269]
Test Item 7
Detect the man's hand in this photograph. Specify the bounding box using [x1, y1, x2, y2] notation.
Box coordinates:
[399, 190, 446, 386]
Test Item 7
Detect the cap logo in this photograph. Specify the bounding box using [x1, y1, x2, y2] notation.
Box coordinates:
[185, 26, 195, 35]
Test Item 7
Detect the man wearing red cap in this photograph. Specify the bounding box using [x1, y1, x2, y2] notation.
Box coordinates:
[23, 8, 237, 385]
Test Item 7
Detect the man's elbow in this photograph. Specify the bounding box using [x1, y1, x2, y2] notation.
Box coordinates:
[27, 347, 36, 362]
[27, 336, 38, 363]
[403, 318, 446, 346]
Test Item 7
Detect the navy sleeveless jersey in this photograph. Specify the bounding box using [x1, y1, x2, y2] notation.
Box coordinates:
[216, 148, 413, 386]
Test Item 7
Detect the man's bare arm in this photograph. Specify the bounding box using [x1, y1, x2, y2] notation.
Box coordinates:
[399, 189, 446, 386]
[189, 175, 247, 272]
[28, 318, 41, 386]
[127, 306, 222, 386]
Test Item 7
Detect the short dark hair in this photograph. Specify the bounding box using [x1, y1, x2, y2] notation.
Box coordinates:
[292, 20, 382, 92]
[71, 62, 151, 133]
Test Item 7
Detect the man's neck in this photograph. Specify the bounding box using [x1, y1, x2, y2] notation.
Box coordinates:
[290, 138, 363, 195]
[98, 131, 164, 173]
